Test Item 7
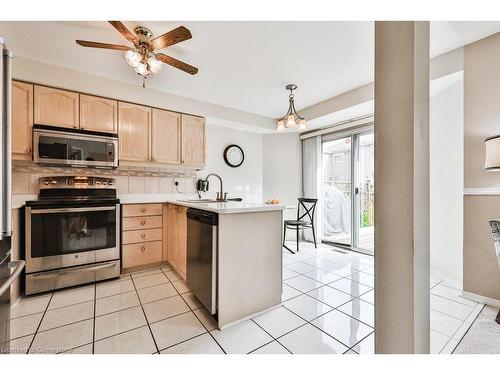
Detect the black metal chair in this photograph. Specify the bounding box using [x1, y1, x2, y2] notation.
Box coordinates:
[283, 198, 318, 254]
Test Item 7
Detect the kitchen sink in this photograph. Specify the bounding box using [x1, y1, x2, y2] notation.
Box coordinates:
[181, 199, 220, 203]
[180, 198, 243, 203]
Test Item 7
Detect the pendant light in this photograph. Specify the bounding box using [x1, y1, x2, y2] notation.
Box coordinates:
[276, 84, 307, 132]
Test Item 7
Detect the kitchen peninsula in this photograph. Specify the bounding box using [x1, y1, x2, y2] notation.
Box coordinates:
[121, 198, 286, 329]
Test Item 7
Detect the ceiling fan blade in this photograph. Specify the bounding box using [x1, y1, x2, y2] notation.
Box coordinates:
[76, 40, 130, 51]
[151, 26, 192, 50]
[108, 21, 138, 44]
[156, 53, 198, 75]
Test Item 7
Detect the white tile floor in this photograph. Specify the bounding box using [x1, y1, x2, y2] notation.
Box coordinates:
[6, 242, 483, 354]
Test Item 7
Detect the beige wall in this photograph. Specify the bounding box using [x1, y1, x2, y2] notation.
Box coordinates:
[464, 196, 500, 300]
[464, 32, 500, 300]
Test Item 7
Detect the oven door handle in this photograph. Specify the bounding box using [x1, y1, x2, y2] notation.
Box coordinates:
[30, 262, 117, 280]
[0, 260, 25, 296]
[30, 206, 116, 214]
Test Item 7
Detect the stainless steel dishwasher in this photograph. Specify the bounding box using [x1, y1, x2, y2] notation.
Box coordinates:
[186, 208, 218, 315]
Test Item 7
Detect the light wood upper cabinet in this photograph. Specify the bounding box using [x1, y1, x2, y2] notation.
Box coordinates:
[181, 114, 205, 165]
[80, 94, 118, 133]
[12, 81, 33, 158]
[34, 85, 79, 129]
[152, 108, 181, 164]
[118, 102, 151, 162]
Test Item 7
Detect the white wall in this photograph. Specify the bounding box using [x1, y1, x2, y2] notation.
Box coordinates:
[263, 133, 302, 240]
[262, 133, 302, 206]
[430, 72, 464, 286]
[199, 124, 264, 203]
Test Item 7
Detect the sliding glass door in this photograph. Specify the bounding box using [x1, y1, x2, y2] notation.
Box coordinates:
[321, 129, 374, 254]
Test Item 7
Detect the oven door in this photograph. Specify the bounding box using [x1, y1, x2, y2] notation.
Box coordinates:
[25, 204, 120, 273]
[33, 128, 118, 168]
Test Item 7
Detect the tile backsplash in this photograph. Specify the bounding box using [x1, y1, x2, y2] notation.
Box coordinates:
[12, 160, 198, 196]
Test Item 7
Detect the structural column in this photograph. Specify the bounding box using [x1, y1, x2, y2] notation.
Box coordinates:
[374, 21, 430, 353]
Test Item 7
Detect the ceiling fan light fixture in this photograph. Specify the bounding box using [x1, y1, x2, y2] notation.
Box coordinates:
[125, 49, 141, 68]
[134, 62, 149, 76]
[148, 54, 163, 74]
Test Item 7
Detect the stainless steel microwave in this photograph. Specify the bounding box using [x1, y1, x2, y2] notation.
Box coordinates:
[33, 125, 118, 169]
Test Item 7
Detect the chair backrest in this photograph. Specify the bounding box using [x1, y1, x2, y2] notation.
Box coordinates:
[297, 198, 318, 224]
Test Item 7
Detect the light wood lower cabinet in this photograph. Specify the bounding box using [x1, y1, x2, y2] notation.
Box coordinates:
[163, 204, 187, 280]
[121, 203, 163, 270]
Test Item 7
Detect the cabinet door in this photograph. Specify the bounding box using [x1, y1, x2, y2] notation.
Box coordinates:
[80, 94, 117, 133]
[118, 102, 151, 162]
[34, 85, 79, 129]
[166, 204, 179, 270]
[12, 81, 33, 158]
[176, 206, 187, 280]
[181, 114, 205, 165]
[151, 108, 181, 164]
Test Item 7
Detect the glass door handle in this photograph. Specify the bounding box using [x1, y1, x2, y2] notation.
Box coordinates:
[355, 187, 359, 194]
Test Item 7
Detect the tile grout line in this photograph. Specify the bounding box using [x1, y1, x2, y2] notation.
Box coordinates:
[92, 283, 96, 354]
[160, 266, 226, 354]
[26, 291, 54, 354]
[129, 274, 161, 354]
[452, 304, 486, 354]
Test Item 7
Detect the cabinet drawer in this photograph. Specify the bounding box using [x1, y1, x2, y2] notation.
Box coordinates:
[122, 241, 162, 268]
[122, 204, 163, 217]
[122, 228, 162, 245]
[123, 215, 162, 230]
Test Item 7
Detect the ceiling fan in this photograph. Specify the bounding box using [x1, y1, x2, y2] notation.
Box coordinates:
[76, 21, 198, 87]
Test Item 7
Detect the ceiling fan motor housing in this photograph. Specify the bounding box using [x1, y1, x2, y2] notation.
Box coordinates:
[134, 26, 153, 43]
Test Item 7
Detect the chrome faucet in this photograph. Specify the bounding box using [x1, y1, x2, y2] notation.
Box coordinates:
[204, 173, 227, 202]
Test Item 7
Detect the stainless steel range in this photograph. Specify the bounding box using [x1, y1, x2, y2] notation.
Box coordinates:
[25, 176, 120, 295]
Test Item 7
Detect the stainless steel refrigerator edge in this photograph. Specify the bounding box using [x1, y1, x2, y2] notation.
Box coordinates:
[0, 37, 26, 353]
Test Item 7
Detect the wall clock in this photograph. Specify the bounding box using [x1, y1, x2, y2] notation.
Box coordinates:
[223, 144, 244, 168]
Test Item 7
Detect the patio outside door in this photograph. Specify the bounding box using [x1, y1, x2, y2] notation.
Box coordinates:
[321, 130, 374, 255]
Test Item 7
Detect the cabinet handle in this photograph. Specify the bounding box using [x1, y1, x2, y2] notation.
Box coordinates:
[141, 207, 146, 213]
[141, 233, 146, 239]
[26, 148, 31, 153]
[140, 220, 146, 225]
[140, 246, 146, 252]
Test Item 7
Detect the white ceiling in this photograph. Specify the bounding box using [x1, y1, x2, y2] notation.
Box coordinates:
[0, 21, 499, 119]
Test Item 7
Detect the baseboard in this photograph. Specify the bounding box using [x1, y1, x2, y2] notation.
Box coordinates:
[461, 290, 500, 308]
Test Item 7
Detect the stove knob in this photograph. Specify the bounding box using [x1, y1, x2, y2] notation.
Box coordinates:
[43, 179, 50, 185]
[102, 181, 108, 186]
[107, 180, 114, 186]
[96, 181, 101, 186]
[50, 179, 57, 185]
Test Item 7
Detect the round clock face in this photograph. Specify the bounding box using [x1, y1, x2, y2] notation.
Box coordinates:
[224, 145, 244, 167]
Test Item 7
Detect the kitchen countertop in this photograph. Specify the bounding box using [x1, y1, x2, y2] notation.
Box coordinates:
[11, 193, 288, 214]
[119, 194, 286, 214]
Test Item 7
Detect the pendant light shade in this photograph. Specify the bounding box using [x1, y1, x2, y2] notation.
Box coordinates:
[485, 135, 500, 171]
